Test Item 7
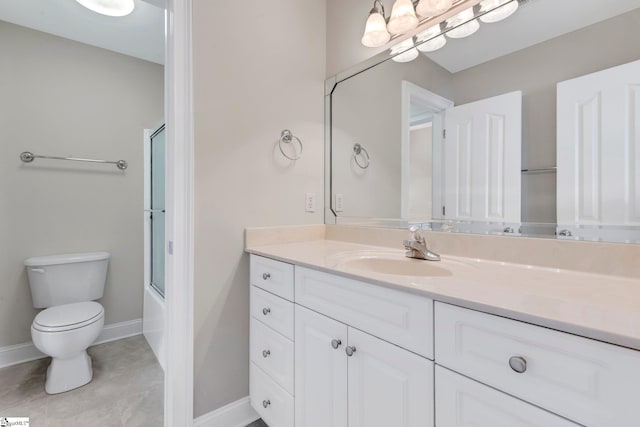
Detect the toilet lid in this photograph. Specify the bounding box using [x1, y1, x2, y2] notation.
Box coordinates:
[33, 301, 104, 332]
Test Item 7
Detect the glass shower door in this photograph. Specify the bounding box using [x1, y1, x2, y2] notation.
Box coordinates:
[150, 125, 165, 297]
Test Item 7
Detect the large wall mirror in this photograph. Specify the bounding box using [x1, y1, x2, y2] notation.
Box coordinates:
[327, 0, 640, 244]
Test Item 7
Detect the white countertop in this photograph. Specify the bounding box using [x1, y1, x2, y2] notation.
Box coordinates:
[246, 239, 640, 351]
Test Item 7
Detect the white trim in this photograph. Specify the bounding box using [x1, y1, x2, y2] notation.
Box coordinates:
[193, 397, 259, 427]
[0, 342, 46, 369]
[96, 318, 143, 344]
[0, 318, 143, 369]
[400, 81, 453, 219]
[164, 0, 195, 426]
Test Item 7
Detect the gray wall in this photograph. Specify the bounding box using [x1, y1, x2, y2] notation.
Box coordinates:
[452, 10, 640, 222]
[0, 21, 164, 347]
[332, 56, 452, 218]
[192, 0, 326, 417]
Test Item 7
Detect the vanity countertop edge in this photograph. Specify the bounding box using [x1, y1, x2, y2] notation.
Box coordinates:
[246, 238, 640, 352]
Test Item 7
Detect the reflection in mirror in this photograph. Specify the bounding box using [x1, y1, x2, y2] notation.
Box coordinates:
[329, 0, 640, 243]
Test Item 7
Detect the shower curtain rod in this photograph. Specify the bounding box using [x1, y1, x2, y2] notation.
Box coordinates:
[20, 151, 128, 170]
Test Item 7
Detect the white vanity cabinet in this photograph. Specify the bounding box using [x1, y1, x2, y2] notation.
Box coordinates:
[435, 302, 640, 427]
[250, 255, 434, 427]
[295, 304, 434, 427]
[249, 254, 640, 427]
[250, 257, 296, 427]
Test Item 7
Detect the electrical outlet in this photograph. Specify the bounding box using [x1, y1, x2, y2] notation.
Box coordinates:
[305, 192, 316, 212]
[335, 193, 344, 212]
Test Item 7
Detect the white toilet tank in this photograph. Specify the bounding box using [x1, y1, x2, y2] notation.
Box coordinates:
[24, 252, 110, 308]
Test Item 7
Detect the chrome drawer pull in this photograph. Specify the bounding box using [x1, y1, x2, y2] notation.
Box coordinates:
[262, 307, 271, 316]
[331, 339, 342, 349]
[262, 272, 271, 280]
[509, 356, 527, 373]
[345, 346, 357, 357]
[263, 399, 271, 408]
[262, 350, 271, 358]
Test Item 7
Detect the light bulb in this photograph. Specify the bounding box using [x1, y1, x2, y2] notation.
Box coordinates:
[416, 0, 453, 17]
[480, 0, 519, 23]
[75, 0, 135, 16]
[390, 38, 419, 62]
[387, 0, 419, 35]
[416, 26, 447, 52]
[361, 10, 391, 47]
[446, 8, 480, 38]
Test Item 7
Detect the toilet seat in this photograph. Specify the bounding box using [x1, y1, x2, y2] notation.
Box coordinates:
[33, 301, 104, 333]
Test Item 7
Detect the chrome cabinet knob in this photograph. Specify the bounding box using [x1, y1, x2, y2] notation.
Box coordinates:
[262, 349, 271, 358]
[345, 346, 357, 357]
[262, 272, 271, 280]
[262, 399, 271, 408]
[331, 339, 342, 349]
[262, 307, 271, 316]
[509, 356, 527, 373]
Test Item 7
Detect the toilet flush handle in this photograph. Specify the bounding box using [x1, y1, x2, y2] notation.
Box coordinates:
[29, 268, 45, 273]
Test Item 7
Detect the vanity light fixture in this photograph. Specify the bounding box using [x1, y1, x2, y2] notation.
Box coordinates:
[388, 0, 420, 35]
[361, 1, 391, 47]
[390, 38, 420, 62]
[445, 7, 480, 38]
[416, 25, 447, 52]
[479, 0, 519, 23]
[416, 0, 454, 17]
[365, 0, 520, 63]
[75, 0, 135, 17]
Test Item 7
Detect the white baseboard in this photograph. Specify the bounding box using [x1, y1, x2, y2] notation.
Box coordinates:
[96, 318, 143, 345]
[194, 396, 260, 427]
[0, 318, 143, 369]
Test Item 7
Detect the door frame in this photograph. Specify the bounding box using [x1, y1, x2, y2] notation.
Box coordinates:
[400, 81, 453, 219]
[164, 0, 194, 426]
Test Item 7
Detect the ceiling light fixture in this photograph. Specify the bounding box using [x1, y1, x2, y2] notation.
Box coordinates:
[479, 0, 519, 23]
[75, 0, 135, 17]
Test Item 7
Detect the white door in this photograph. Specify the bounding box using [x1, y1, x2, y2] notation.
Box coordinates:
[347, 327, 434, 427]
[557, 60, 640, 233]
[443, 91, 522, 224]
[295, 305, 348, 427]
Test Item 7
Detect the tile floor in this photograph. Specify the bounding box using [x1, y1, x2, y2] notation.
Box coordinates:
[0, 335, 163, 426]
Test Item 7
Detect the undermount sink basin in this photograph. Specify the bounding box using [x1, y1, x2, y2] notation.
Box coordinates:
[331, 250, 457, 277]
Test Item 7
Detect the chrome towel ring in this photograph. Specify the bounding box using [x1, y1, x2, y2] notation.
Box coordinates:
[353, 143, 370, 169]
[279, 129, 303, 160]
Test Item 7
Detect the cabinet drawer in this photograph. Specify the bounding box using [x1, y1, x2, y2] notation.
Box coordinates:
[251, 255, 294, 301]
[251, 362, 294, 427]
[435, 302, 640, 427]
[435, 366, 579, 427]
[251, 285, 294, 340]
[250, 318, 294, 394]
[295, 266, 433, 359]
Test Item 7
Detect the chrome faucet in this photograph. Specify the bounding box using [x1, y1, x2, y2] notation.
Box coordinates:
[403, 226, 441, 261]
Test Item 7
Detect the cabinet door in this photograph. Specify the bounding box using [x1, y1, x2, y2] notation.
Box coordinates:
[295, 305, 348, 427]
[347, 327, 434, 427]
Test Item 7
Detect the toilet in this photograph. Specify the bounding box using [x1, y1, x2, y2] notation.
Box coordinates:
[24, 251, 110, 394]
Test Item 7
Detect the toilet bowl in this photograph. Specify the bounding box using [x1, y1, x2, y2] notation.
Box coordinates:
[31, 301, 105, 394]
[25, 251, 110, 394]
